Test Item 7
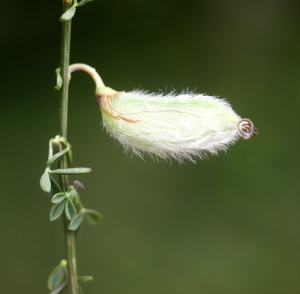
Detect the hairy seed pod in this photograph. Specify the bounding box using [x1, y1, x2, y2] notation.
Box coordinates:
[65, 64, 257, 162]
[96, 87, 257, 162]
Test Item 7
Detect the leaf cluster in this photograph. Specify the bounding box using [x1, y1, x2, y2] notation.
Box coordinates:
[40, 136, 102, 228]
[40, 136, 102, 293]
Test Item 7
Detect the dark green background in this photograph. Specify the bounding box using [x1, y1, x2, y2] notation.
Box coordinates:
[2, 1, 300, 293]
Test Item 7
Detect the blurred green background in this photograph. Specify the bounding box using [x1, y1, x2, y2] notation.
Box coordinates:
[1, 1, 300, 293]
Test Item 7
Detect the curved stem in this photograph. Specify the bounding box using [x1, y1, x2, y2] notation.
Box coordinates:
[59, 2, 79, 294]
[69, 63, 105, 92]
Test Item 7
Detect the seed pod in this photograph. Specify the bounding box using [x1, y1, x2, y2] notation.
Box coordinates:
[66, 64, 257, 162]
[97, 87, 257, 162]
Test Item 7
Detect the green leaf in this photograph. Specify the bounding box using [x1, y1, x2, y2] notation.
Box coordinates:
[47, 261, 66, 290]
[50, 168, 92, 175]
[50, 175, 62, 197]
[68, 212, 84, 230]
[77, 0, 93, 7]
[49, 280, 67, 294]
[67, 147, 73, 164]
[75, 215, 85, 238]
[65, 198, 76, 221]
[47, 148, 69, 165]
[40, 170, 51, 193]
[54, 72, 63, 90]
[50, 201, 66, 221]
[78, 284, 84, 294]
[51, 192, 66, 203]
[78, 275, 93, 282]
[59, 5, 76, 21]
[69, 189, 80, 204]
[85, 209, 103, 224]
[59, 136, 69, 147]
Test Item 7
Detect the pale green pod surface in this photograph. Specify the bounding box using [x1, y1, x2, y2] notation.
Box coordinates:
[99, 90, 256, 162]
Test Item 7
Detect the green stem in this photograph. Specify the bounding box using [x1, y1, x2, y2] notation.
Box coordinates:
[59, 1, 79, 294]
[59, 9, 71, 139]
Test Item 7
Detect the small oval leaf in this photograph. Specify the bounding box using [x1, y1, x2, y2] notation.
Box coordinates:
[59, 5, 76, 22]
[54, 72, 63, 90]
[50, 176, 62, 197]
[50, 201, 66, 221]
[51, 192, 66, 203]
[78, 275, 93, 282]
[49, 280, 67, 294]
[47, 148, 69, 165]
[50, 168, 92, 175]
[77, 0, 93, 7]
[47, 262, 66, 290]
[69, 189, 80, 204]
[84, 209, 103, 224]
[40, 170, 51, 193]
[65, 198, 76, 221]
[68, 212, 84, 230]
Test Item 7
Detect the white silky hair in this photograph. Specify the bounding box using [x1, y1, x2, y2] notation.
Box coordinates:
[101, 90, 241, 163]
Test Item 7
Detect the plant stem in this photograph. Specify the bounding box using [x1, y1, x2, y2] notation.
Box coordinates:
[59, 1, 79, 293]
[69, 63, 105, 90]
[59, 6, 71, 139]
